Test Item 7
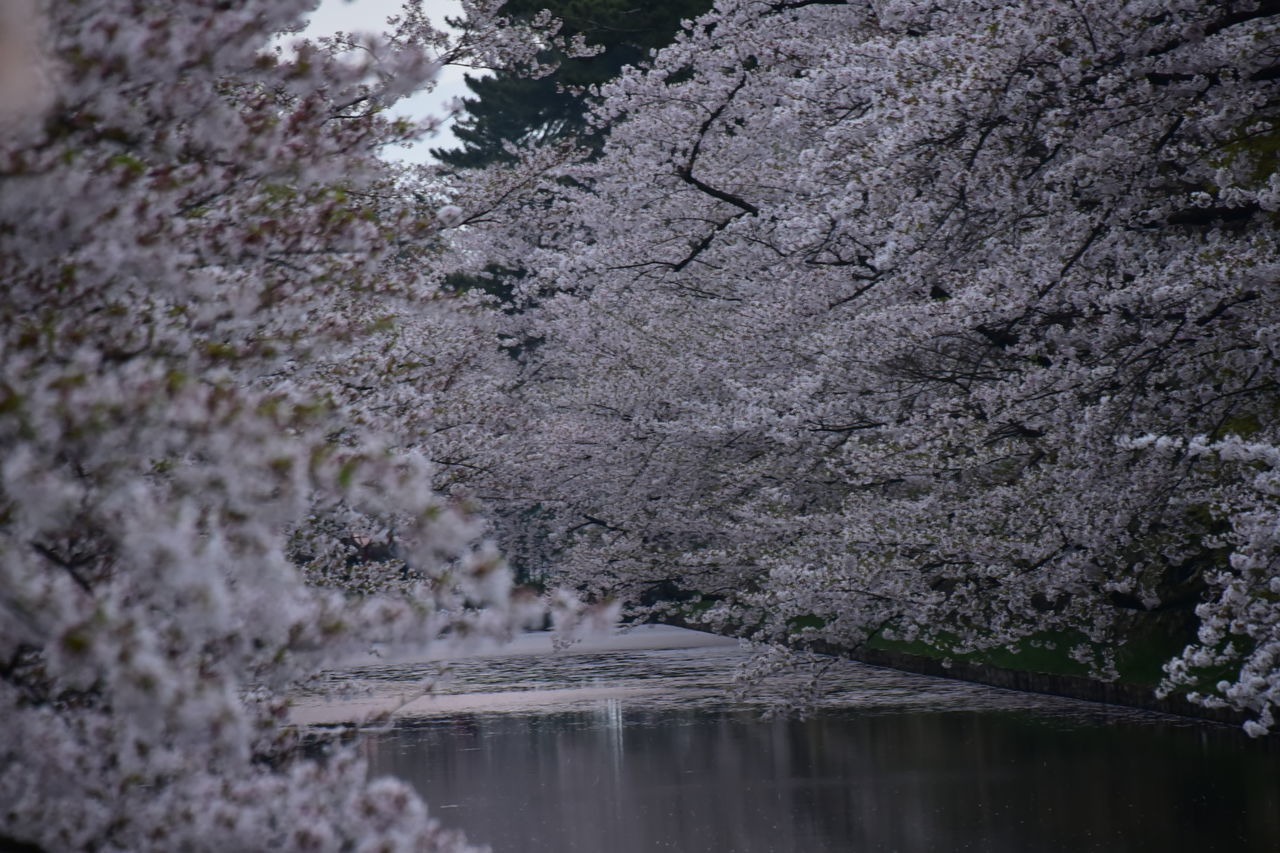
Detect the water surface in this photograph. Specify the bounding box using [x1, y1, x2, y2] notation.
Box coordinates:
[297, 627, 1280, 852]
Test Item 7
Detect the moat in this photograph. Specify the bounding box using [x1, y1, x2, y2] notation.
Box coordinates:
[295, 627, 1280, 853]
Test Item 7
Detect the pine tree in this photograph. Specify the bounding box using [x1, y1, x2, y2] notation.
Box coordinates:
[435, 0, 712, 168]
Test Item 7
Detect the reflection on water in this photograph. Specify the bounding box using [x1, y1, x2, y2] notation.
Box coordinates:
[367, 708, 1279, 853]
[301, 629, 1280, 853]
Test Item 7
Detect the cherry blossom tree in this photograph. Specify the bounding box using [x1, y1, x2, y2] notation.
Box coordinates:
[456, 0, 1280, 734]
[0, 1, 574, 849]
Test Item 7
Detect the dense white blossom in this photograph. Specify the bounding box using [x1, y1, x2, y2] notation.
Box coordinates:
[457, 0, 1280, 734]
[0, 1, 569, 850]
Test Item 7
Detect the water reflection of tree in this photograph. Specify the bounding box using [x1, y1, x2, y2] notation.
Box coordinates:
[366, 709, 1280, 852]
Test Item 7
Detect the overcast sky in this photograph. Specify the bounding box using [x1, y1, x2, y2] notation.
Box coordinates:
[300, 0, 475, 163]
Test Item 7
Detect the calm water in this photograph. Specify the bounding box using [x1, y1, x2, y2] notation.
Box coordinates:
[299, 628, 1280, 853]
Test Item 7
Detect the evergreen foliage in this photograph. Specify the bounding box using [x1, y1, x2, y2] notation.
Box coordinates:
[435, 0, 713, 167]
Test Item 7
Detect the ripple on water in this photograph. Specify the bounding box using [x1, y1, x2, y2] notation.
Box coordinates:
[290, 630, 1201, 730]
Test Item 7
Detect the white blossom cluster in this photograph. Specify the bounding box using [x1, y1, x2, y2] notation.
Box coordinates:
[0, 1, 564, 850]
[454, 0, 1280, 734]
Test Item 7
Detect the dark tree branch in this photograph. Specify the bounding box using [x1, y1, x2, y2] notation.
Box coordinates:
[31, 543, 93, 594]
[674, 167, 761, 216]
[675, 76, 761, 216]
